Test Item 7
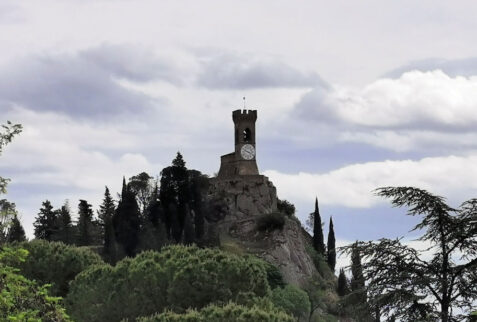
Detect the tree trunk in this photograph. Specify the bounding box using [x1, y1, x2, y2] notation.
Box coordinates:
[441, 302, 449, 322]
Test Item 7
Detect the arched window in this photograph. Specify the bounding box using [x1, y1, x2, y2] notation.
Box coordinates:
[243, 128, 251, 142]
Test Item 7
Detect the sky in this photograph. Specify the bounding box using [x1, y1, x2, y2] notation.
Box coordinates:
[2, 1, 477, 253]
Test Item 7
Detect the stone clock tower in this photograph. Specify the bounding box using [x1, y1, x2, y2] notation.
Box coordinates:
[217, 109, 259, 177]
[209, 110, 316, 287]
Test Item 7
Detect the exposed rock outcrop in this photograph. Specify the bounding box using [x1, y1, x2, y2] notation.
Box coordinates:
[206, 175, 317, 287]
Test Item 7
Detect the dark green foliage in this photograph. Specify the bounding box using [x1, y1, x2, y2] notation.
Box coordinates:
[55, 203, 73, 244]
[256, 212, 285, 232]
[0, 246, 71, 321]
[264, 262, 285, 289]
[277, 199, 296, 217]
[6, 214, 26, 243]
[160, 152, 191, 242]
[337, 269, 350, 297]
[327, 217, 336, 272]
[113, 180, 141, 257]
[137, 185, 167, 253]
[342, 187, 477, 322]
[312, 198, 325, 255]
[350, 243, 365, 292]
[128, 172, 154, 215]
[183, 208, 194, 244]
[271, 285, 310, 319]
[14, 240, 103, 297]
[145, 184, 162, 227]
[137, 221, 167, 253]
[0, 122, 22, 195]
[188, 170, 209, 241]
[76, 199, 94, 246]
[136, 301, 295, 322]
[66, 245, 271, 322]
[98, 187, 116, 260]
[34, 200, 59, 241]
[0, 199, 18, 244]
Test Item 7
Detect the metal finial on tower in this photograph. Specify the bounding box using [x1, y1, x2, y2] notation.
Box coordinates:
[243, 96, 246, 109]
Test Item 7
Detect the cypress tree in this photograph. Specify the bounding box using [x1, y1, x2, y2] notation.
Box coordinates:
[34, 200, 58, 240]
[113, 179, 141, 257]
[350, 242, 370, 319]
[337, 268, 350, 296]
[312, 197, 325, 255]
[77, 199, 94, 246]
[351, 242, 365, 292]
[6, 214, 26, 243]
[327, 216, 336, 271]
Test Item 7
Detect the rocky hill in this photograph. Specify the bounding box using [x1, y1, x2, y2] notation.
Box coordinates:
[206, 174, 318, 288]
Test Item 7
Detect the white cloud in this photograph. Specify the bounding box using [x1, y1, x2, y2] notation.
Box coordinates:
[264, 154, 477, 209]
[291, 70, 477, 152]
[299, 70, 477, 129]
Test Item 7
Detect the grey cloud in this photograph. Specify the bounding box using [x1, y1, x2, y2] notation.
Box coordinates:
[293, 86, 340, 124]
[82, 44, 185, 84]
[197, 53, 326, 89]
[0, 3, 24, 24]
[0, 45, 179, 118]
[384, 57, 477, 78]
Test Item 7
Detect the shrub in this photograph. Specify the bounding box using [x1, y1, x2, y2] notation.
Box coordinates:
[256, 213, 285, 232]
[66, 245, 271, 322]
[271, 285, 310, 320]
[0, 247, 71, 321]
[136, 301, 295, 322]
[277, 199, 295, 217]
[14, 240, 104, 297]
[263, 262, 285, 289]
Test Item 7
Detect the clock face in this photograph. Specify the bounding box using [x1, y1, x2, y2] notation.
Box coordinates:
[241, 144, 255, 160]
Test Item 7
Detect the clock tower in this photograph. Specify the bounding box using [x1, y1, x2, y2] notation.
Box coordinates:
[217, 109, 260, 178]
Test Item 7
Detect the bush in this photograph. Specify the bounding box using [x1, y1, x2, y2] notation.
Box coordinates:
[264, 262, 285, 289]
[66, 245, 271, 322]
[136, 301, 295, 322]
[256, 213, 285, 232]
[14, 240, 104, 297]
[0, 247, 71, 321]
[271, 285, 310, 320]
[277, 199, 295, 217]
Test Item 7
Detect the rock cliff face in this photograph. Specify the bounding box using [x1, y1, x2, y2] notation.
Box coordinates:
[206, 175, 317, 287]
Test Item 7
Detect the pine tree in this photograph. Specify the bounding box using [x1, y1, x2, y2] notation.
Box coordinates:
[327, 216, 336, 272]
[337, 268, 350, 296]
[6, 214, 26, 243]
[312, 197, 325, 255]
[77, 199, 94, 246]
[34, 200, 58, 240]
[98, 187, 116, 259]
[55, 203, 73, 244]
[159, 152, 190, 242]
[113, 179, 141, 257]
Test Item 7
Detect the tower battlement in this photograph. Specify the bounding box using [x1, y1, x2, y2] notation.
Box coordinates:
[232, 109, 257, 122]
[217, 109, 259, 178]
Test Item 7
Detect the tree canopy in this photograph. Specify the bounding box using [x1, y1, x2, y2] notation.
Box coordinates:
[343, 186, 477, 322]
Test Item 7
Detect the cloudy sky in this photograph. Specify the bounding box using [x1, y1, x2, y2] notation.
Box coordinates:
[2, 1, 477, 247]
